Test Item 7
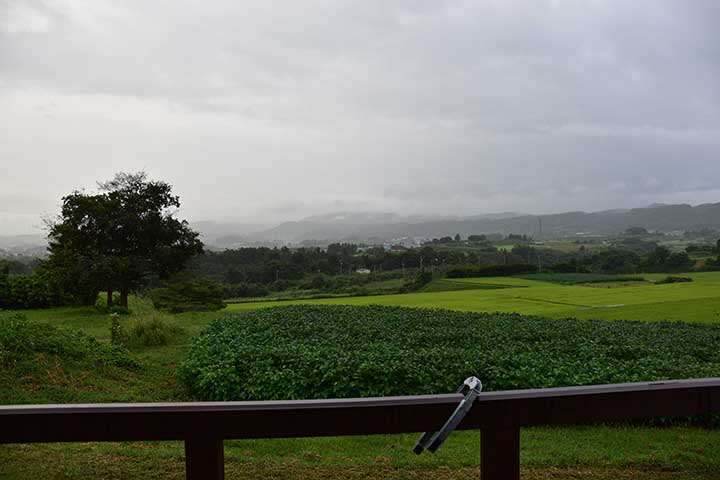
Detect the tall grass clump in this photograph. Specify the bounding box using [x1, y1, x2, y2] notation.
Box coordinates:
[0, 312, 138, 403]
[179, 305, 720, 401]
[110, 313, 184, 347]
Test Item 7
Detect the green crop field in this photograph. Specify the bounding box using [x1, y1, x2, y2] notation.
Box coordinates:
[180, 305, 720, 401]
[2, 272, 720, 479]
[226, 271, 720, 324]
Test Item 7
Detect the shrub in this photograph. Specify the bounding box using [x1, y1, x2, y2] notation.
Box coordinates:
[149, 278, 225, 313]
[179, 305, 720, 401]
[126, 315, 183, 346]
[109, 313, 184, 347]
[415, 270, 433, 287]
[446, 264, 535, 278]
[224, 282, 270, 299]
[300, 274, 332, 290]
[268, 279, 294, 292]
[665, 252, 693, 270]
[656, 276, 694, 284]
[551, 262, 590, 274]
[351, 286, 369, 296]
[519, 273, 644, 285]
[686, 244, 715, 253]
[109, 313, 125, 345]
[399, 270, 434, 293]
[0, 270, 68, 310]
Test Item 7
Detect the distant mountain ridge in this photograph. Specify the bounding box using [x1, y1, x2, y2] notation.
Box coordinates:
[0, 234, 48, 259]
[242, 203, 720, 244]
[2, 203, 720, 254]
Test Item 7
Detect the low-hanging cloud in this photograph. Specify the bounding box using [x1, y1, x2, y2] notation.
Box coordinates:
[0, 0, 719, 234]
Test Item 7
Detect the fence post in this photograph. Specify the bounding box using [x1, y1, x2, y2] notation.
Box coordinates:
[185, 437, 224, 480]
[480, 427, 520, 480]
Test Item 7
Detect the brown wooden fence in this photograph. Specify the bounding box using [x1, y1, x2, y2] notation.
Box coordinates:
[1, 378, 719, 479]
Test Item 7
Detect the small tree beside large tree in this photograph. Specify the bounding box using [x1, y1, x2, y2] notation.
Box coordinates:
[47, 172, 203, 307]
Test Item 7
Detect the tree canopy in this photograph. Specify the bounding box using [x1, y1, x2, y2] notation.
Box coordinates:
[46, 172, 203, 307]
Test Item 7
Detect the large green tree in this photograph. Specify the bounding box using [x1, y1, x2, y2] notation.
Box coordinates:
[47, 172, 203, 307]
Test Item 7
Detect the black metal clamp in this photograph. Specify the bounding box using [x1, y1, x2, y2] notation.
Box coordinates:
[413, 376, 482, 454]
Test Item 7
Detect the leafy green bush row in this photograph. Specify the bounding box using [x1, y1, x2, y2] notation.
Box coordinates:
[179, 305, 720, 401]
[0, 270, 74, 310]
[148, 278, 225, 313]
[519, 273, 645, 285]
[446, 264, 536, 278]
[655, 276, 694, 284]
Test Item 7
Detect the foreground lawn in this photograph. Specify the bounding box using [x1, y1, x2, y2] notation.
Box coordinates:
[2, 426, 720, 479]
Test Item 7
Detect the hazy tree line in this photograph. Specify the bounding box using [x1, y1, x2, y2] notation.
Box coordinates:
[191, 244, 504, 282]
[190, 238, 719, 298]
[3, 234, 719, 309]
[1, 171, 719, 308]
[188, 244, 517, 297]
[3, 233, 718, 308]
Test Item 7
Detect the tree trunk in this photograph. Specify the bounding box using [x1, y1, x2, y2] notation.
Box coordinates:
[120, 288, 129, 308]
[106, 289, 113, 307]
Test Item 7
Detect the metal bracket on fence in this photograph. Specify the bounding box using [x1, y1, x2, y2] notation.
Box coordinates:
[413, 376, 483, 455]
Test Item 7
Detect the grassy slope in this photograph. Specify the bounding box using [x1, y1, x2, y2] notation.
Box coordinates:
[3, 275, 720, 478]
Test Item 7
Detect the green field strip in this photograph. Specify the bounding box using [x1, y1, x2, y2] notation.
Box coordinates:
[450, 277, 546, 287]
[512, 296, 594, 308]
[224, 271, 720, 323]
[421, 279, 521, 293]
[564, 296, 720, 323]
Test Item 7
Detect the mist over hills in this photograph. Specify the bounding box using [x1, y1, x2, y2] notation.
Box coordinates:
[2, 203, 720, 256]
[206, 202, 720, 247]
[0, 235, 48, 259]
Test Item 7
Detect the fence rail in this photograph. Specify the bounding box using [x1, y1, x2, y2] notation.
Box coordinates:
[1, 378, 719, 479]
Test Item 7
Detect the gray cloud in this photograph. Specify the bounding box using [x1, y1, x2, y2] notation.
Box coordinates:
[0, 0, 719, 234]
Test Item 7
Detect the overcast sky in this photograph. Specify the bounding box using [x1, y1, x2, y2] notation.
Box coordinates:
[1, 0, 719, 235]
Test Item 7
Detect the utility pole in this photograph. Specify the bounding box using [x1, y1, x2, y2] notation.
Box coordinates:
[538, 217, 543, 240]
